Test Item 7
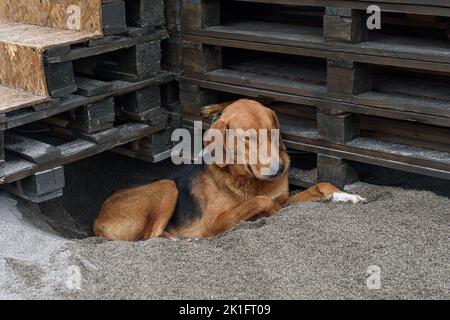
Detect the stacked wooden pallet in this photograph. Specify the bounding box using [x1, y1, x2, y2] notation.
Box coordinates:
[0, 0, 179, 202]
[180, 0, 450, 188]
[163, 0, 183, 71]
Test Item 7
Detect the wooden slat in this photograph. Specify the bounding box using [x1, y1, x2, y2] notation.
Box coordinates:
[1, 72, 175, 130]
[75, 77, 114, 97]
[184, 24, 450, 72]
[183, 113, 450, 180]
[0, 167, 65, 203]
[232, 0, 450, 16]
[4, 133, 62, 164]
[288, 167, 317, 189]
[1, 122, 167, 184]
[185, 72, 450, 126]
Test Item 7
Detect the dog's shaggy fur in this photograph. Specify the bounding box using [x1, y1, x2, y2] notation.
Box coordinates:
[94, 100, 365, 240]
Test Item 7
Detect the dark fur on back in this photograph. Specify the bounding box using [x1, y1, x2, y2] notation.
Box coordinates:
[167, 165, 204, 229]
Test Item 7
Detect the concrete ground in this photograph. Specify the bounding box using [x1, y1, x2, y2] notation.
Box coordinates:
[0, 153, 449, 299]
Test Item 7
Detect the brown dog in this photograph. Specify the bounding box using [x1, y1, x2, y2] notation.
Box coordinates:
[94, 100, 365, 241]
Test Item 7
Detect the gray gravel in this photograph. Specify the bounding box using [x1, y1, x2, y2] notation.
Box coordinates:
[0, 154, 449, 299]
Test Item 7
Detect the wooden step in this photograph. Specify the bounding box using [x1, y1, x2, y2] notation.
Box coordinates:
[0, 22, 99, 106]
[0, 25, 167, 115]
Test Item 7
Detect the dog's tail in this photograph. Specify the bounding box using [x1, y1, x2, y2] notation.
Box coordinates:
[201, 101, 235, 118]
[201, 99, 274, 118]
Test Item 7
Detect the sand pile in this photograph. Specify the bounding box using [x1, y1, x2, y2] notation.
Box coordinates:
[0, 154, 448, 299]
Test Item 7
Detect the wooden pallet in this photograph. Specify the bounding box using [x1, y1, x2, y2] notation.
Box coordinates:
[180, 78, 450, 187]
[0, 0, 168, 114]
[45, 29, 167, 98]
[0, 73, 176, 201]
[182, 0, 450, 73]
[163, 0, 183, 71]
[178, 1, 450, 187]
[0, 121, 167, 196]
[0, 28, 167, 115]
[0, 72, 175, 131]
[113, 80, 182, 162]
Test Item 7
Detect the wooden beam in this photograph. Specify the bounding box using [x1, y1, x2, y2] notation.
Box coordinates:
[327, 60, 371, 95]
[0, 167, 65, 203]
[181, 0, 221, 30]
[4, 133, 62, 164]
[317, 154, 359, 188]
[324, 8, 368, 43]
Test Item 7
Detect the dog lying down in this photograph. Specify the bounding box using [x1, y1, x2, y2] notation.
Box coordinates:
[94, 99, 366, 241]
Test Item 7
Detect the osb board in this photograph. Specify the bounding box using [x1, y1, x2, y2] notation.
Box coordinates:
[0, 0, 103, 35]
[0, 42, 48, 97]
[0, 22, 100, 49]
[0, 85, 49, 114]
[0, 22, 101, 102]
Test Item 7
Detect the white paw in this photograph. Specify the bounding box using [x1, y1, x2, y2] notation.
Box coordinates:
[330, 192, 366, 204]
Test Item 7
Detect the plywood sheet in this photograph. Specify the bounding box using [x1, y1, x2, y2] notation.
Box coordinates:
[0, 0, 103, 35]
[0, 42, 47, 96]
[0, 22, 99, 48]
[0, 85, 49, 114]
[0, 22, 102, 98]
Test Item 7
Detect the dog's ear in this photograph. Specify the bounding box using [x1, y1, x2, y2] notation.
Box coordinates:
[205, 120, 229, 168]
[267, 108, 286, 150]
[267, 108, 280, 130]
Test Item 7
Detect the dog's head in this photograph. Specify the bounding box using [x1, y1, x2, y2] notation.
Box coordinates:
[205, 99, 290, 181]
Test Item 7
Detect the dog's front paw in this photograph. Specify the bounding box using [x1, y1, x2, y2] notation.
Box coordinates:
[330, 192, 366, 204]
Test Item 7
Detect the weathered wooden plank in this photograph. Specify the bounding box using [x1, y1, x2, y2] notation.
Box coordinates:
[126, 0, 165, 28]
[4, 133, 62, 164]
[182, 40, 222, 73]
[181, 0, 221, 30]
[288, 167, 317, 189]
[45, 30, 168, 64]
[179, 80, 222, 116]
[230, 0, 450, 16]
[117, 86, 162, 113]
[165, 0, 182, 32]
[317, 154, 359, 188]
[0, 131, 4, 178]
[183, 114, 450, 181]
[0, 167, 65, 203]
[327, 60, 371, 95]
[102, 0, 127, 35]
[2, 72, 175, 131]
[323, 8, 368, 43]
[184, 26, 450, 73]
[70, 97, 116, 134]
[280, 114, 450, 179]
[44, 62, 78, 98]
[113, 112, 180, 163]
[75, 77, 114, 97]
[84, 41, 162, 81]
[317, 111, 360, 143]
[185, 73, 450, 127]
[1, 122, 167, 184]
[163, 35, 183, 71]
